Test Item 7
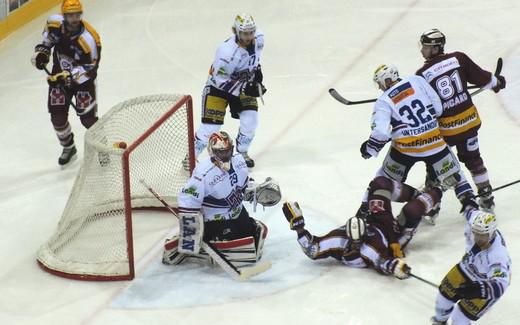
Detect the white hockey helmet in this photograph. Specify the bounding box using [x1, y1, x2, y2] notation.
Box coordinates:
[233, 13, 256, 42]
[208, 131, 234, 171]
[373, 64, 399, 90]
[346, 216, 367, 243]
[471, 210, 497, 236]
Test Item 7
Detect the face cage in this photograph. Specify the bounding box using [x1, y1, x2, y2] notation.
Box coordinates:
[212, 145, 234, 163]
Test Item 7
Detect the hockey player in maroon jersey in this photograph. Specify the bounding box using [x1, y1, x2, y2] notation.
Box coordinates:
[283, 176, 443, 278]
[31, 0, 101, 166]
[416, 29, 506, 212]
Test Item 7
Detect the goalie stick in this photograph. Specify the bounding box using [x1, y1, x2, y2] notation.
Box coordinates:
[330, 57, 503, 106]
[139, 179, 272, 281]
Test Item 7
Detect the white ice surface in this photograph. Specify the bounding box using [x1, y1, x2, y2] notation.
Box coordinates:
[1, 1, 520, 324]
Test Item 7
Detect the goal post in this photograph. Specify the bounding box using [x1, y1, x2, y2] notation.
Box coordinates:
[37, 94, 194, 281]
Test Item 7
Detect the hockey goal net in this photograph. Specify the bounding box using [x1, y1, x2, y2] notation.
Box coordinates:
[37, 94, 194, 281]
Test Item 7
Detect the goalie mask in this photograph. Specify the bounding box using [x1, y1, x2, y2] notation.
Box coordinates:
[345, 216, 367, 248]
[208, 131, 234, 171]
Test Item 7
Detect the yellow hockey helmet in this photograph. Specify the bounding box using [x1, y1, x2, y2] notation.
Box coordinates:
[61, 0, 83, 14]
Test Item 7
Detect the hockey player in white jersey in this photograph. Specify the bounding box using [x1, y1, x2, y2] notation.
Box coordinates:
[163, 131, 281, 267]
[357, 64, 473, 223]
[431, 201, 511, 324]
[192, 14, 267, 168]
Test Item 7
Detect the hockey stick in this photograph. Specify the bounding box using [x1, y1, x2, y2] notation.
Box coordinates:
[139, 179, 272, 281]
[475, 178, 520, 198]
[329, 57, 503, 106]
[43, 66, 78, 110]
[257, 83, 265, 105]
[409, 272, 438, 288]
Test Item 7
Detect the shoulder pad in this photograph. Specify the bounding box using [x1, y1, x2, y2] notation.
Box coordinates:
[82, 20, 101, 47]
[46, 15, 64, 30]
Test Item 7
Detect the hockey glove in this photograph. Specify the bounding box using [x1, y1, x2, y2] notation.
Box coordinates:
[456, 281, 488, 299]
[282, 201, 305, 230]
[243, 81, 267, 97]
[360, 141, 372, 159]
[492, 75, 506, 93]
[254, 65, 263, 84]
[47, 70, 72, 88]
[390, 243, 404, 258]
[386, 258, 411, 279]
[459, 194, 479, 214]
[31, 44, 51, 70]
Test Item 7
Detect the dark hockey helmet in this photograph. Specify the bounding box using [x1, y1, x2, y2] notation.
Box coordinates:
[420, 29, 446, 51]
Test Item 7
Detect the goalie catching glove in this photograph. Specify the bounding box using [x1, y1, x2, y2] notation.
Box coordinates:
[244, 177, 282, 208]
[282, 201, 305, 230]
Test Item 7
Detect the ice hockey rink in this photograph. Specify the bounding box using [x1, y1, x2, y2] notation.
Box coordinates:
[1, 0, 520, 324]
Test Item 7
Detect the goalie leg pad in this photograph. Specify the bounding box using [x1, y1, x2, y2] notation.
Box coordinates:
[163, 236, 186, 265]
[178, 213, 204, 254]
[211, 236, 258, 267]
[163, 236, 213, 265]
[254, 220, 268, 261]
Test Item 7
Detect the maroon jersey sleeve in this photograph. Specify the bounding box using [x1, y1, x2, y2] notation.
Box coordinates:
[456, 51, 492, 87]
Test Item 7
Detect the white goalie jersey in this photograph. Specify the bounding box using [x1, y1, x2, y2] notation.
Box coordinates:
[206, 31, 264, 96]
[368, 75, 446, 157]
[178, 154, 249, 222]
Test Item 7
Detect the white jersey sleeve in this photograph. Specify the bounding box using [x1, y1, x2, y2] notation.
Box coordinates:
[366, 98, 392, 157]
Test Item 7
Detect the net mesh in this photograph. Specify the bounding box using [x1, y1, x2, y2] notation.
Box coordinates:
[37, 94, 193, 280]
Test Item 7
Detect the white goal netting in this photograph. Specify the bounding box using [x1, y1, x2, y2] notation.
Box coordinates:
[37, 94, 194, 280]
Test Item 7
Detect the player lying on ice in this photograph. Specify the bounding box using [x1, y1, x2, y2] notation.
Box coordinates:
[163, 131, 281, 267]
[282, 176, 446, 278]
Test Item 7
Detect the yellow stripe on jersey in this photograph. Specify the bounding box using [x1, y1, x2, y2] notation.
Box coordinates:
[393, 139, 445, 154]
[82, 21, 101, 47]
[78, 36, 91, 54]
[393, 128, 446, 154]
[438, 105, 481, 137]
